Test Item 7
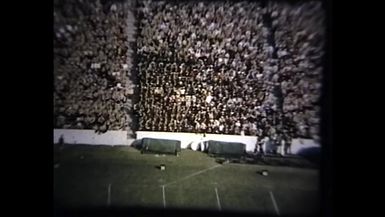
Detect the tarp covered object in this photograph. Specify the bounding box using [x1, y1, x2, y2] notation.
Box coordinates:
[207, 140, 246, 157]
[141, 138, 181, 155]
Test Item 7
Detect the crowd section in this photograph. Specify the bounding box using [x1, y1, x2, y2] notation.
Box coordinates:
[136, 0, 324, 142]
[53, 0, 324, 143]
[54, 0, 135, 133]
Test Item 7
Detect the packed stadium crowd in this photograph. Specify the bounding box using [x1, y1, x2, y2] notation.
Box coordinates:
[54, 0, 135, 133]
[53, 0, 324, 143]
[136, 0, 324, 141]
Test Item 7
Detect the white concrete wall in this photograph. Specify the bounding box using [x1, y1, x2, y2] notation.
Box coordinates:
[290, 138, 321, 154]
[135, 132, 320, 155]
[54, 129, 320, 156]
[54, 129, 134, 146]
[136, 131, 259, 152]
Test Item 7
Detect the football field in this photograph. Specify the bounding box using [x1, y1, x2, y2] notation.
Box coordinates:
[54, 145, 319, 216]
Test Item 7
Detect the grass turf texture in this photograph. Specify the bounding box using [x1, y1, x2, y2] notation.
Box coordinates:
[54, 144, 319, 216]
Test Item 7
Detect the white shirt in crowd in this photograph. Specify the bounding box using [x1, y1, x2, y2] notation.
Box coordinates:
[206, 95, 213, 103]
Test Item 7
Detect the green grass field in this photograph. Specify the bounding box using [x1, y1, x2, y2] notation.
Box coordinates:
[54, 144, 319, 216]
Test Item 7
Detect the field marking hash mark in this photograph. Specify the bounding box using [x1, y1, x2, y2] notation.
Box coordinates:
[215, 187, 222, 211]
[269, 190, 280, 216]
[107, 183, 111, 207]
[162, 185, 166, 208]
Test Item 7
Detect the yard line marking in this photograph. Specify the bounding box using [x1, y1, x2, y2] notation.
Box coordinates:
[269, 190, 280, 216]
[162, 185, 166, 208]
[107, 184, 112, 207]
[164, 164, 221, 187]
[214, 187, 222, 211]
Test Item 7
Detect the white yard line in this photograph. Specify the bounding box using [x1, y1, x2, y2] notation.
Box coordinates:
[164, 164, 221, 187]
[107, 184, 112, 207]
[162, 185, 166, 208]
[269, 190, 280, 216]
[214, 187, 222, 211]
